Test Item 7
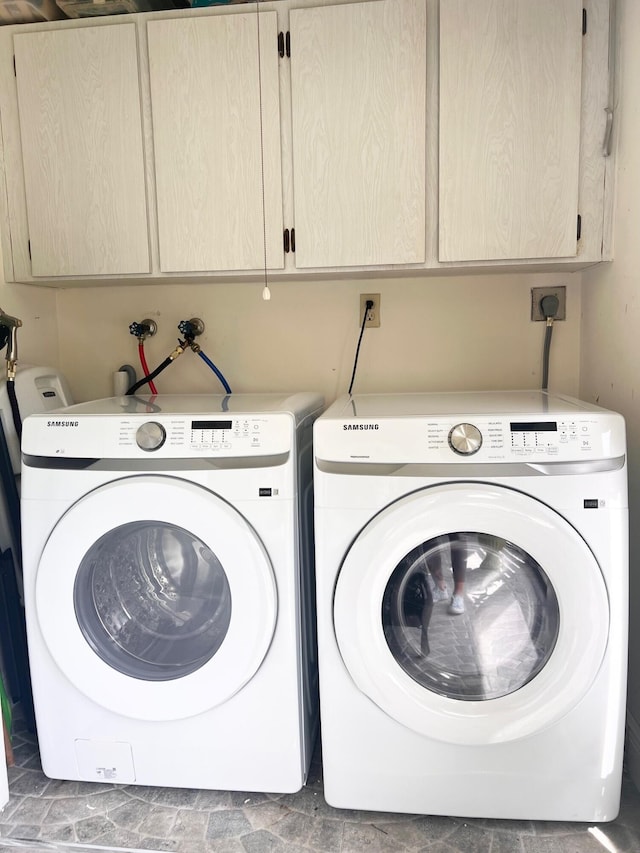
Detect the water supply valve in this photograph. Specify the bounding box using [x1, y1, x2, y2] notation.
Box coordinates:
[178, 318, 205, 344]
[0, 308, 23, 379]
[129, 319, 158, 341]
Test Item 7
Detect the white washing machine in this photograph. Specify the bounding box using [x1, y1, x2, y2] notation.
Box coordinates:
[21, 392, 323, 792]
[313, 390, 628, 821]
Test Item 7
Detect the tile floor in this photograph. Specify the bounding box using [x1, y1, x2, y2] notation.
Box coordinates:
[1, 716, 640, 853]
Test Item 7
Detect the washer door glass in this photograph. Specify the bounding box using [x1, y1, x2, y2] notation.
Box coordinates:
[35, 475, 277, 721]
[382, 533, 560, 701]
[74, 521, 232, 681]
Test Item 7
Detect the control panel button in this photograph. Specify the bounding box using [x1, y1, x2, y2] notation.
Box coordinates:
[448, 423, 482, 456]
[136, 421, 166, 452]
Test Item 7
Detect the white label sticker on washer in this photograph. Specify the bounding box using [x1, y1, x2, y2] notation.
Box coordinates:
[96, 767, 118, 780]
[75, 739, 136, 784]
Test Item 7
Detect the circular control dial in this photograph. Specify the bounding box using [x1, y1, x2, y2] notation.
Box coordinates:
[136, 421, 166, 452]
[448, 423, 482, 456]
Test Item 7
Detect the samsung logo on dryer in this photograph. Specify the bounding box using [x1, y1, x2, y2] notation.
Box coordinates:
[343, 423, 379, 430]
[47, 420, 79, 427]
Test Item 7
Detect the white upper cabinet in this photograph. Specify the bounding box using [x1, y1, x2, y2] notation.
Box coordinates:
[13, 24, 150, 277]
[438, 0, 583, 263]
[147, 11, 284, 273]
[0, 0, 613, 283]
[289, 0, 426, 268]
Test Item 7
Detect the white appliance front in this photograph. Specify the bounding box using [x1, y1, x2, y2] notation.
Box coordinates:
[21, 392, 323, 793]
[313, 391, 628, 820]
[36, 476, 276, 721]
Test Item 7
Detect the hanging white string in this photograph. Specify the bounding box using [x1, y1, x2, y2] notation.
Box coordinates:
[255, 0, 271, 301]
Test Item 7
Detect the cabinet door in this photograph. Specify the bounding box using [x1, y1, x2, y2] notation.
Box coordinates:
[439, 0, 582, 262]
[289, 0, 426, 268]
[147, 12, 284, 273]
[13, 25, 150, 277]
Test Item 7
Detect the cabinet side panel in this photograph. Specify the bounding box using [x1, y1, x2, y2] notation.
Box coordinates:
[578, 0, 611, 262]
[290, 0, 426, 268]
[148, 12, 283, 274]
[14, 24, 150, 277]
[439, 0, 582, 262]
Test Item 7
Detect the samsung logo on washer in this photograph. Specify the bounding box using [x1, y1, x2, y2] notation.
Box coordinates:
[47, 420, 79, 427]
[343, 423, 379, 430]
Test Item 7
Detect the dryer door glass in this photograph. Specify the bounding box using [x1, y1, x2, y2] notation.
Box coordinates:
[74, 521, 232, 681]
[381, 532, 560, 701]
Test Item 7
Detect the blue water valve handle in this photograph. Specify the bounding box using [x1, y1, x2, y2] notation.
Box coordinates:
[178, 318, 205, 341]
[129, 319, 157, 340]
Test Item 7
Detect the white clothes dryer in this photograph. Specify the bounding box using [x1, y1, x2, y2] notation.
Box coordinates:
[313, 391, 628, 821]
[21, 392, 323, 792]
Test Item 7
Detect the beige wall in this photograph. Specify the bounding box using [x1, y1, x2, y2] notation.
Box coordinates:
[0, 270, 59, 370]
[580, 0, 640, 783]
[56, 272, 582, 405]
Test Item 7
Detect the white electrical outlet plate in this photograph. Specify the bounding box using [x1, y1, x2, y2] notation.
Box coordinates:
[360, 293, 381, 327]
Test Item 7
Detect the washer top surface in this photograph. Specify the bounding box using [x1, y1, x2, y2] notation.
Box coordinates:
[49, 392, 322, 420]
[22, 392, 323, 460]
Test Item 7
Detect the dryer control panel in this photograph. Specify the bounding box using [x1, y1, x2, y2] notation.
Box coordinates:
[433, 417, 600, 459]
[316, 413, 626, 465]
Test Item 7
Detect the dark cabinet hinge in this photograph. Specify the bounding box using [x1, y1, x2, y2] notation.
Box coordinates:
[577, 214, 582, 241]
[582, 8, 587, 34]
[284, 228, 296, 253]
[278, 32, 291, 58]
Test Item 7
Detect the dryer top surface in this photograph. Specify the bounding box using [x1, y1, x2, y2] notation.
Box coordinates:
[327, 390, 619, 420]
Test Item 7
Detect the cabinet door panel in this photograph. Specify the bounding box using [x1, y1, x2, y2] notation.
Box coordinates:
[439, 0, 582, 262]
[290, 0, 426, 268]
[14, 25, 150, 277]
[148, 12, 283, 273]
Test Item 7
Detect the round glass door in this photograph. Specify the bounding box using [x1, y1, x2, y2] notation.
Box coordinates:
[382, 532, 560, 701]
[36, 475, 277, 721]
[74, 521, 232, 682]
[334, 482, 609, 744]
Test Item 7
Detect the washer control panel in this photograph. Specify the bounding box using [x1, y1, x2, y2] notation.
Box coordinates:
[121, 415, 283, 455]
[23, 412, 293, 459]
[136, 421, 166, 452]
